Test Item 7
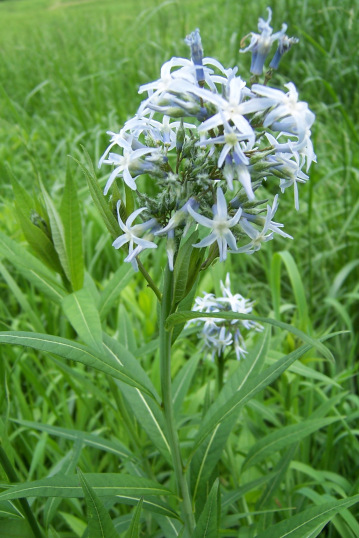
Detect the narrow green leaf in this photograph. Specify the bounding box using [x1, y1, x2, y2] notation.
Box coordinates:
[173, 230, 198, 304]
[0, 519, 35, 537]
[0, 474, 174, 501]
[189, 344, 312, 458]
[0, 261, 44, 332]
[0, 331, 155, 396]
[241, 417, 341, 472]
[270, 251, 309, 331]
[102, 333, 160, 402]
[192, 479, 220, 538]
[98, 264, 133, 319]
[124, 498, 143, 538]
[43, 442, 83, 528]
[222, 472, 278, 508]
[58, 512, 87, 536]
[255, 494, 359, 538]
[117, 381, 171, 462]
[10, 172, 62, 273]
[172, 352, 201, 417]
[118, 304, 137, 353]
[76, 149, 119, 239]
[256, 444, 297, 510]
[40, 181, 70, 281]
[10, 171, 36, 217]
[191, 415, 237, 512]
[191, 330, 269, 507]
[16, 206, 63, 274]
[77, 469, 119, 538]
[59, 164, 84, 290]
[297, 489, 359, 538]
[11, 419, 134, 461]
[0, 500, 23, 519]
[62, 288, 103, 351]
[166, 310, 334, 362]
[124, 182, 135, 217]
[0, 231, 66, 303]
[328, 260, 359, 298]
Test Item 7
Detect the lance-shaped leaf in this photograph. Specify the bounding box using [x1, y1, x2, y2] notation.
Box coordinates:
[11, 173, 63, 274]
[165, 310, 334, 362]
[270, 250, 309, 331]
[44, 441, 83, 528]
[76, 149, 119, 239]
[0, 475, 178, 519]
[0, 500, 22, 519]
[62, 288, 103, 352]
[11, 420, 134, 461]
[0, 474, 174, 501]
[78, 469, 119, 538]
[172, 352, 201, 418]
[191, 330, 269, 507]
[241, 417, 342, 472]
[255, 494, 359, 538]
[192, 479, 220, 538]
[173, 230, 198, 305]
[191, 415, 237, 515]
[124, 498, 143, 538]
[189, 344, 312, 459]
[222, 472, 277, 509]
[0, 332, 156, 397]
[98, 264, 133, 319]
[0, 231, 66, 303]
[256, 444, 297, 510]
[117, 382, 171, 462]
[59, 164, 84, 291]
[0, 261, 44, 332]
[40, 181, 70, 282]
[103, 333, 160, 403]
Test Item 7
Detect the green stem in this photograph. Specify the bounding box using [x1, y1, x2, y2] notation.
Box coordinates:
[0, 446, 44, 538]
[216, 353, 225, 395]
[137, 259, 162, 301]
[159, 266, 195, 533]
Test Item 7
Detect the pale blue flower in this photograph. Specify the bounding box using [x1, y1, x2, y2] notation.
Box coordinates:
[102, 137, 160, 193]
[188, 187, 242, 261]
[252, 82, 315, 141]
[240, 7, 287, 75]
[113, 201, 157, 271]
[237, 194, 292, 253]
[185, 28, 204, 82]
[270, 34, 299, 69]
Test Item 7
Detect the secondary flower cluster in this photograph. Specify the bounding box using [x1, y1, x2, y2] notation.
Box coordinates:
[188, 274, 263, 360]
[99, 9, 315, 271]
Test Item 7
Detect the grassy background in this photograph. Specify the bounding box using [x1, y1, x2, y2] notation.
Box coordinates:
[0, 0, 359, 536]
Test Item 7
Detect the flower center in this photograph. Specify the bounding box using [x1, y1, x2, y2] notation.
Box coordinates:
[224, 132, 239, 146]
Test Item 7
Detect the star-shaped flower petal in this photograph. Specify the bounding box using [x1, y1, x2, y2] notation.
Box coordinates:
[188, 187, 242, 261]
[112, 201, 158, 271]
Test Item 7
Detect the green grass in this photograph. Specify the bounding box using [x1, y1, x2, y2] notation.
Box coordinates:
[0, 0, 358, 536]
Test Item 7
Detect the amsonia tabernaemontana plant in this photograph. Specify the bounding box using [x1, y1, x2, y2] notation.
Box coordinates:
[1, 6, 358, 538]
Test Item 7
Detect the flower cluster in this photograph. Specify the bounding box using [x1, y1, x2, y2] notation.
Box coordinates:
[99, 8, 315, 272]
[188, 274, 263, 360]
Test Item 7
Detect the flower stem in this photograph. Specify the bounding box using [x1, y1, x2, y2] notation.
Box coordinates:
[159, 266, 195, 533]
[137, 259, 162, 301]
[0, 446, 44, 538]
